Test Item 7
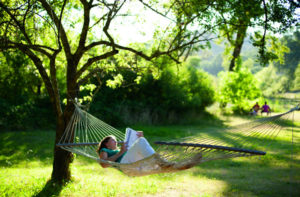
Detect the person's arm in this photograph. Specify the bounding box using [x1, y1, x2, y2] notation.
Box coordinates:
[136, 131, 144, 138]
[99, 145, 127, 168]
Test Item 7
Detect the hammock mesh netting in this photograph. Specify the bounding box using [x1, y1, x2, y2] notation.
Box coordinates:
[57, 104, 299, 176]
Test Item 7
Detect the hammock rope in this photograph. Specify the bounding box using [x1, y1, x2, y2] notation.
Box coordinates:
[57, 104, 299, 176]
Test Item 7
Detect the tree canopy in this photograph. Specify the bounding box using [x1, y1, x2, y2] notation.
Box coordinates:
[0, 0, 219, 182]
[167, 0, 299, 70]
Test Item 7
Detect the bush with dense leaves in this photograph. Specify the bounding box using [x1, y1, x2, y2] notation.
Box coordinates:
[218, 68, 261, 114]
[90, 64, 215, 125]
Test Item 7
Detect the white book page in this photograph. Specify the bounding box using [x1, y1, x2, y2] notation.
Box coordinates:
[125, 128, 139, 149]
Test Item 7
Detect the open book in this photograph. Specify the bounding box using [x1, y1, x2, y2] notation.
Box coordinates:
[124, 128, 139, 149]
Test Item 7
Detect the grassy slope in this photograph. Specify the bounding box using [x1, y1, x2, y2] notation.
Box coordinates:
[0, 112, 299, 197]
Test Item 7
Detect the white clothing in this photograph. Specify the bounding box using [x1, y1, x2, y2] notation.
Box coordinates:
[120, 137, 155, 164]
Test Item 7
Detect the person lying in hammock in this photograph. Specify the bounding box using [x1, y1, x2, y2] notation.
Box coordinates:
[96, 131, 155, 168]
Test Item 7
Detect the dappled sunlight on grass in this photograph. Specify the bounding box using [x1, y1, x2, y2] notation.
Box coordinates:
[144, 176, 228, 197]
[0, 167, 52, 196]
[0, 131, 54, 168]
[0, 111, 299, 196]
[68, 162, 164, 196]
[188, 155, 300, 196]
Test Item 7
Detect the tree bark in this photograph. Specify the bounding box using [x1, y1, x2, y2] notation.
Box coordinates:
[50, 53, 79, 181]
[51, 113, 72, 182]
[229, 25, 247, 71]
[51, 93, 78, 182]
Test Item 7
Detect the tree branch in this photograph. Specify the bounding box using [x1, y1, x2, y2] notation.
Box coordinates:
[83, 40, 110, 52]
[75, 49, 119, 80]
[57, 0, 68, 50]
[22, 0, 31, 31]
[38, 0, 71, 57]
[17, 45, 55, 104]
[261, 0, 268, 58]
[0, 2, 32, 44]
[102, 1, 118, 48]
[0, 38, 55, 57]
[0, 37, 63, 116]
[77, 68, 103, 86]
[50, 50, 63, 117]
[87, 31, 212, 63]
[138, 0, 175, 22]
[88, 13, 108, 30]
[75, 0, 92, 57]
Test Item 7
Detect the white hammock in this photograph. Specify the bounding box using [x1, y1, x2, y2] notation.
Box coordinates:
[57, 104, 299, 176]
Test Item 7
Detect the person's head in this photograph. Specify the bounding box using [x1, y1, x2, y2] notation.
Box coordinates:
[265, 101, 267, 105]
[96, 135, 118, 154]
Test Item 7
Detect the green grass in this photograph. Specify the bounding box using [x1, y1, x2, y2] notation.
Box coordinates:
[0, 112, 300, 197]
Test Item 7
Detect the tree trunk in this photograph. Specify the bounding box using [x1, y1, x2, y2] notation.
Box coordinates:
[50, 59, 78, 182]
[51, 106, 74, 182]
[229, 26, 247, 71]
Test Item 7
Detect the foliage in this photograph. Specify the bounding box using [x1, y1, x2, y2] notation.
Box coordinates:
[172, 0, 299, 70]
[293, 63, 300, 91]
[88, 61, 215, 126]
[255, 64, 290, 96]
[273, 31, 300, 91]
[218, 68, 261, 113]
[186, 55, 224, 76]
[249, 31, 300, 94]
[0, 51, 39, 103]
[0, 51, 55, 131]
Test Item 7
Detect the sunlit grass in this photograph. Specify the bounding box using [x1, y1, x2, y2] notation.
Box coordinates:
[0, 111, 299, 197]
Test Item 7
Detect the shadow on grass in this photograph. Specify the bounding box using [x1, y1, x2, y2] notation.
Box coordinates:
[33, 180, 64, 197]
[0, 131, 55, 167]
[191, 159, 300, 196]
[188, 128, 300, 197]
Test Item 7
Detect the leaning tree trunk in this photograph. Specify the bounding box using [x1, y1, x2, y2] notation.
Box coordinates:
[229, 25, 247, 71]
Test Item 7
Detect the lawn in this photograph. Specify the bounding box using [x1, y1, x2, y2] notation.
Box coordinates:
[0, 110, 299, 197]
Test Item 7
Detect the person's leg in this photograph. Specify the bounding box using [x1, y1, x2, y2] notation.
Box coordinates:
[136, 137, 155, 157]
[120, 137, 155, 164]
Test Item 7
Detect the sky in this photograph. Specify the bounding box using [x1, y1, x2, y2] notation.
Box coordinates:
[103, 1, 300, 45]
[73, 1, 300, 47]
[101, 1, 173, 45]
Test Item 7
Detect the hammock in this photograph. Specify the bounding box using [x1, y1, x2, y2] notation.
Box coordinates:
[57, 104, 299, 176]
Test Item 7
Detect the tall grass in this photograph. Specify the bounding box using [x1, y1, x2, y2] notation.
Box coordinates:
[0, 111, 299, 197]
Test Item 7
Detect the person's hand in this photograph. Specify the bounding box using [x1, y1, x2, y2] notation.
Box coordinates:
[120, 143, 127, 154]
[137, 131, 144, 138]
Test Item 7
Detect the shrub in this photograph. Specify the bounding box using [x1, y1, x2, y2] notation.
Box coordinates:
[90, 64, 215, 125]
[218, 68, 261, 114]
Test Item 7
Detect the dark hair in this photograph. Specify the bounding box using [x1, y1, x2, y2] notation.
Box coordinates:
[96, 135, 116, 155]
